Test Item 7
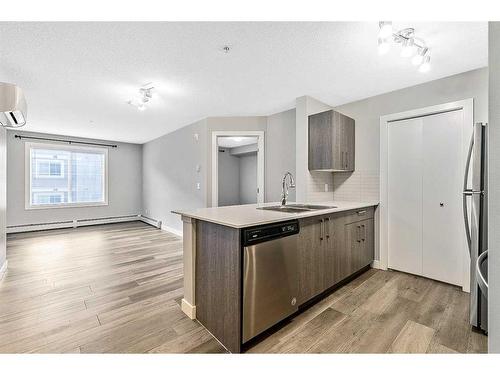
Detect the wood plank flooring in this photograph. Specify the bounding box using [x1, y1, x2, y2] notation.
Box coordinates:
[0, 222, 225, 354]
[0, 222, 487, 353]
[249, 268, 488, 353]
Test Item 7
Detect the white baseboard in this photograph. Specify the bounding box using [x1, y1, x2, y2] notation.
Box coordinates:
[0, 260, 8, 281]
[181, 298, 196, 320]
[371, 260, 387, 270]
[161, 224, 183, 237]
[7, 215, 141, 234]
[139, 215, 181, 236]
[139, 215, 162, 228]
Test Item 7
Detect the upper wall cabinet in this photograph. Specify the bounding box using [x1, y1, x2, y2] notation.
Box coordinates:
[308, 110, 355, 172]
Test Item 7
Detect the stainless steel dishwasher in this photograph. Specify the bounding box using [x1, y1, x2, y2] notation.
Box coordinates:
[242, 220, 299, 343]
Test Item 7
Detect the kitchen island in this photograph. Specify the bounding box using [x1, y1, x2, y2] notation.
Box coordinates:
[173, 201, 378, 353]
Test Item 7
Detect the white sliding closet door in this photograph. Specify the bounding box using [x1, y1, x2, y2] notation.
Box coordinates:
[422, 111, 464, 286]
[388, 118, 423, 275]
[388, 110, 465, 287]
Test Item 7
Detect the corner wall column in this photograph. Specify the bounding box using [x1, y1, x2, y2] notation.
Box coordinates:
[180, 216, 197, 319]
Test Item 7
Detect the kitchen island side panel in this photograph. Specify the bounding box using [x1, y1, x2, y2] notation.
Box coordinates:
[195, 220, 242, 353]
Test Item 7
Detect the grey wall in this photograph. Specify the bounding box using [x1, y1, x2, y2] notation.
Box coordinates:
[239, 153, 257, 204]
[6, 130, 143, 227]
[218, 146, 257, 206]
[230, 143, 258, 156]
[206, 116, 267, 207]
[334, 67, 488, 203]
[331, 67, 488, 262]
[489, 22, 500, 353]
[0, 127, 6, 272]
[217, 147, 240, 206]
[266, 109, 296, 202]
[142, 112, 294, 232]
[142, 119, 208, 233]
[296, 96, 334, 202]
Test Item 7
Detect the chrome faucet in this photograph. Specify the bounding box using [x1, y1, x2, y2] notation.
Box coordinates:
[281, 172, 296, 206]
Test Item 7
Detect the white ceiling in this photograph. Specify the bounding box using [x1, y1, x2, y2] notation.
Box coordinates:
[218, 136, 258, 148]
[0, 22, 487, 144]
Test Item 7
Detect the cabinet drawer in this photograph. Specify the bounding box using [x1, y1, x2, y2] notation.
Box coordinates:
[343, 206, 374, 224]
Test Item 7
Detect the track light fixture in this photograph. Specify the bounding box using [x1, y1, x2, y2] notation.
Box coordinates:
[377, 22, 431, 73]
[128, 83, 155, 111]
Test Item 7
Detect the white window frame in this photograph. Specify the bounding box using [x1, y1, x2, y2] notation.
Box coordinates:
[25, 142, 109, 210]
[35, 158, 65, 178]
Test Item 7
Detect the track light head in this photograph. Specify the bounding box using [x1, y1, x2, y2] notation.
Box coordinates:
[412, 47, 429, 66]
[378, 37, 391, 55]
[400, 37, 415, 58]
[418, 54, 431, 73]
[378, 21, 393, 39]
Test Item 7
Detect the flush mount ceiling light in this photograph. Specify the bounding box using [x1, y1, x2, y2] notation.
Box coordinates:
[128, 83, 155, 111]
[377, 22, 432, 73]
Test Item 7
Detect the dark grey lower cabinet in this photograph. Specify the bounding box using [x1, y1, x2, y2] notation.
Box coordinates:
[345, 218, 374, 274]
[195, 221, 242, 353]
[194, 207, 375, 353]
[297, 208, 375, 305]
[297, 216, 326, 305]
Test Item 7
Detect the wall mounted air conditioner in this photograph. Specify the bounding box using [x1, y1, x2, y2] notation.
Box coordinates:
[0, 82, 27, 128]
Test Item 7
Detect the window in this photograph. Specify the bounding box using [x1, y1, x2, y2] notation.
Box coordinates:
[26, 142, 108, 208]
[35, 159, 65, 178]
[32, 192, 64, 205]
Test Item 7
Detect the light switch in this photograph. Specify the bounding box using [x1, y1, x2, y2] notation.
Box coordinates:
[324, 183, 329, 192]
[193, 133, 199, 141]
[196, 182, 201, 190]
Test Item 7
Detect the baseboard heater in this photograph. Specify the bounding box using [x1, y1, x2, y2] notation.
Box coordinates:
[7, 214, 162, 233]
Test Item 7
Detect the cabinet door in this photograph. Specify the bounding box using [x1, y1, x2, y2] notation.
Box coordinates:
[308, 111, 333, 170]
[358, 219, 374, 269]
[297, 216, 326, 304]
[342, 114, 355, 171]
[332, 111, 344, 170]
[347, 219, 374, 273]
[330, 214, 350, 284]
[323, 216, 336, 288]
[344, 221, 360, 275]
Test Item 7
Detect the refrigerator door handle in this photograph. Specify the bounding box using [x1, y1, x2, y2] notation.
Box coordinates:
[476, 250, 488, 299]
[462, 131, 474, 254]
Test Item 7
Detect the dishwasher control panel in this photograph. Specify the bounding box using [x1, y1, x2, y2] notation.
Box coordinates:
[243, 220, 299, 246]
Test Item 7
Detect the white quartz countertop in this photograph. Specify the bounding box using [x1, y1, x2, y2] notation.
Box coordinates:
[172, 201, 379, 228]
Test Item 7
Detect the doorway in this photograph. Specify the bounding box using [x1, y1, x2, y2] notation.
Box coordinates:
[211, 131, 264, 207]
[380, 99, 473, 291]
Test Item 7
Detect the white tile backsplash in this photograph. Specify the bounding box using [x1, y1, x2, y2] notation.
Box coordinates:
[305, 171, 334, 202]
[332, 170, 379, 202]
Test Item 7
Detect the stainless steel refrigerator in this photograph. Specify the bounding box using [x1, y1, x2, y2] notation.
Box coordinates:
[463, 122, 488, 332]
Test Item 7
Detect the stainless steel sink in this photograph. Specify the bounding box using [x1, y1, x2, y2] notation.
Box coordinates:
[258, 206, 310, 213]
[257, 204, 337, 213]
[286, 204, 337, 210]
